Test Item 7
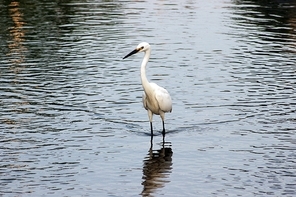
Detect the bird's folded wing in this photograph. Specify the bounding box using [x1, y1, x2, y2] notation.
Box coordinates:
[154, 85, 172, 113]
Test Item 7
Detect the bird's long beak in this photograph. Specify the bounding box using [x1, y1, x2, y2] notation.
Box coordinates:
[123, 48, 140, 59]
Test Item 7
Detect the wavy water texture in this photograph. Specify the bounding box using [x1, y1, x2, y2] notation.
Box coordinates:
[0, 0, 295, 196]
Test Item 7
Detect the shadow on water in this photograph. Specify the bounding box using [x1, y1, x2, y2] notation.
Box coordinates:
[141, 140, 173, 197]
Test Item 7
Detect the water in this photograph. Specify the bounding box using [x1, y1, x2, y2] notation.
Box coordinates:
[0, 0, 296, 196]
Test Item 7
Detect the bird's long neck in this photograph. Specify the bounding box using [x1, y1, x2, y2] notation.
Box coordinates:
[141, 49, 152, 93]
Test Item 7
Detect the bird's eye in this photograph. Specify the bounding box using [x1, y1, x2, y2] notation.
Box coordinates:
[141, 46, 144, 49]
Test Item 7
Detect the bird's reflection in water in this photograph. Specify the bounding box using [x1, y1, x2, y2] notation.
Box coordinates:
[141, 138, 173, 196]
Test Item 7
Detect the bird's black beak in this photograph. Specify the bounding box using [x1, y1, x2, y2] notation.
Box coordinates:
[123, 48, 140, 59]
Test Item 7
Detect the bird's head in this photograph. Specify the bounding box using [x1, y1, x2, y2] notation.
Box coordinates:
[123, 42, 150, 59]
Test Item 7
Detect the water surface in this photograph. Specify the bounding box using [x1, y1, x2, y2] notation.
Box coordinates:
[0, 0, 296, 196]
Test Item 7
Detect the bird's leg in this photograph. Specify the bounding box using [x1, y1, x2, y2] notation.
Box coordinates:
[162, 121, 165, 140]
[148, 110, 153, 137]
[150, 133, 153, 146]
[150, 122, 153, 136]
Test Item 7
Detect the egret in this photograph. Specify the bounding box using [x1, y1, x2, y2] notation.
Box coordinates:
[123, 42, 172, 139]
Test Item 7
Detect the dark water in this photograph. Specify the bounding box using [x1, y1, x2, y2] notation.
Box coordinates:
[0, 0, 296, 196]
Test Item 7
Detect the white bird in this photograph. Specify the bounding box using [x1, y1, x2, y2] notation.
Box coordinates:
[123, 42, 172, 139]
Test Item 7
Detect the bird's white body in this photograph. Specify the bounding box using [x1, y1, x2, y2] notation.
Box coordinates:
[142, 82, 172, 114]
[142, 83, 172, 121]
[123, 42, 172, 137]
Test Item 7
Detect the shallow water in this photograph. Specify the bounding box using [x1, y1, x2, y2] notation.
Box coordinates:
[0, 0, 296, 196]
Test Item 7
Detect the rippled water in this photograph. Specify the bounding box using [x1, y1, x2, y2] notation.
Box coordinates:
[1, 0, 296, 196]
